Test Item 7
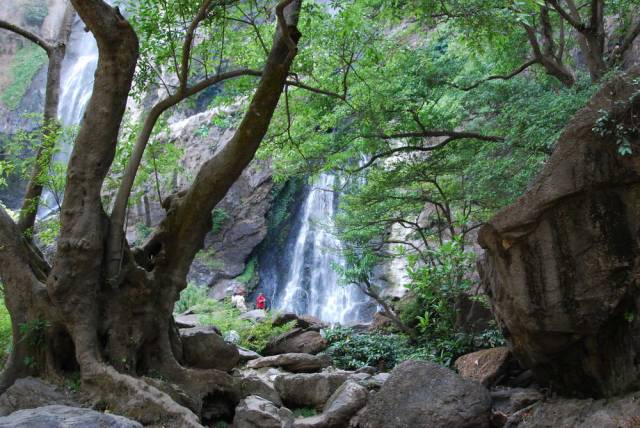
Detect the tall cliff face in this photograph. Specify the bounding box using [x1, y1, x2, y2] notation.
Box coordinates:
[478, 69, 640, 398]
[123, 106, 276, 297]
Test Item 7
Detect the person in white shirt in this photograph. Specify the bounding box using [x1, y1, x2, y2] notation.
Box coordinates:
[231, 287, 247, 312]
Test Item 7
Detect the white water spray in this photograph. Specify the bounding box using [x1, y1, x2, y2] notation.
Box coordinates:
[274, 174, 369, 324]
[37, 14, 99, 217]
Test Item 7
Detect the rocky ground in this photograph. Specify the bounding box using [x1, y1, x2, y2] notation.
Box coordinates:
[1, 312, 639, 427]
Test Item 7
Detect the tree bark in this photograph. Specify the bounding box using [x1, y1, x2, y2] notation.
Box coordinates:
[549, 0, 607, 82]
[523, 20, 575, 87]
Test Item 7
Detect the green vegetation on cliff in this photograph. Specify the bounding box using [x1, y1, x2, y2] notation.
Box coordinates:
[1, 45, 47, 110]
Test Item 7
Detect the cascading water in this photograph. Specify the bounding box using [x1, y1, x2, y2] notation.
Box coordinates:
[37, 13, 99, 217]
[259, 174, 374, 325]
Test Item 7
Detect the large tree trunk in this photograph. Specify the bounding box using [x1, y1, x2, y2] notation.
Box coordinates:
[0, 0, 303, 426]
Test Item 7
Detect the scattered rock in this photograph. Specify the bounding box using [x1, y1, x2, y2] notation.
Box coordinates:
[490, 387, 544, 427]
[293, 381, 368, 428]
[454, 293, 494, 335]
[235, 369, 283, 406]
[272, 313, 300, 327]
[355, 367, 377, 375]
[180, 326, 240, 371]
[238, 347, 262, 363]
[504, 391, 640, 427]
[247, 353, 331, 373]
[0, 405, 142, 428]
[272, 313, 327, 331]
[477, 70, 640, 397]
[455, 347, 511, 387]
[361, 360, 491, 428]
[174, 313, 200, 329]
[508, 370, 534, 389]
[275, 371, 352, 408]
[240, 309, 268, 323]
[225, 330, 242, 344]
[298, 315, 327, 331]
[348, 406, 368, 428]
[232, 395, 293, 428]
[142, 377, 200, 414]
[0, 377, 79, 416]
[264, 329, 327, 356]
[358, 373, 389, 390]
[368, 312, 394, 332]
[348, 373, 371, 383]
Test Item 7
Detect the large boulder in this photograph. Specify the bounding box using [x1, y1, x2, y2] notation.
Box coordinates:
[505, 391, 640, 427]
[180, 326, 240, 371]
[0, 377, 79, 416]
[0, 405, 142, 427]
[238, 347, 262, 363]
[264, 329, 327, 356]
[247, 353, 331, 373]
[274, 371, 352, 408]
[478, 69, 640, 397]
[293, 380, 368, 428]
[454, 347, 511, 387]
[232, 395, 293, 428]
[360, 360, 491, 428]
[174, 313, 201, 329]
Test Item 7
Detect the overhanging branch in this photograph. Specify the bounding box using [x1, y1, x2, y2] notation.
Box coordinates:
[453, 59, 539, 91]
[351, 131, 504, 172]
[0, 19, 54, 53]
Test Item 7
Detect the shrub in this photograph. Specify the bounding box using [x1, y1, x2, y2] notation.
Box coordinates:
[324, 327, 426, 371]
[199, 300, 294, 352]
[323, 326, 498, 370]
[179, 293, 295, 352]
[174, 282, 208, 314]
[292, 407, 317, 418]
[134, 222, 153, 245]
[236, 257, 257, 284]
[0, 293, 12, 368]
[211, 208, 230, 234]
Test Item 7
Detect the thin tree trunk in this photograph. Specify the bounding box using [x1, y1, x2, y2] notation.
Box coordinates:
[359, 278, 418, 341]
[143, 193, 151, 226]
[0, 6, 74, 235]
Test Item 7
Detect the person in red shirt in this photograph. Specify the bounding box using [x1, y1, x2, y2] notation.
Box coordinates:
[256, 293, 266, 310]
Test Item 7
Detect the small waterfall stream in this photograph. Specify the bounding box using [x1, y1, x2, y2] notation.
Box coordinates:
[259, 174, 373, 325]
[37, 12, 98, 217]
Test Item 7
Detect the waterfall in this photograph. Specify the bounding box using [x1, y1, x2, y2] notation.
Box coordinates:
[260, 174, 373, 325]
[37, 13, 99, 217]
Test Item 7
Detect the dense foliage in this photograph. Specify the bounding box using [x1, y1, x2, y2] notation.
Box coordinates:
[255, 0, 627, 362]
[0, 0, 637, 375]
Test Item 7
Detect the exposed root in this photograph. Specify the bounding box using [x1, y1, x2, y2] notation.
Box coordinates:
[82, 363, 203, 428]
[147, 337, 241, 414]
